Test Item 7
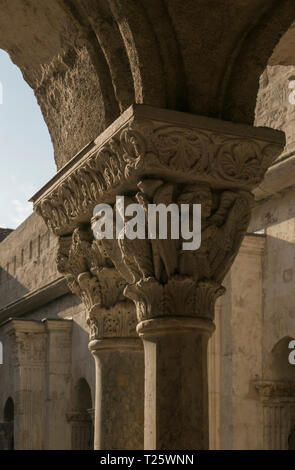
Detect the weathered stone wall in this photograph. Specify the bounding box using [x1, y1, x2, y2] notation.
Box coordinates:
[209, 235, 265, 450]
[2, 17, 295, 449]
[256, 65, 295, 158]
[0, 213, 95, 449]
[0, 229, 13, 243]
[0, 212, 59, 308]
[207, 35, 295, 447]
[249, 190, 295, 357]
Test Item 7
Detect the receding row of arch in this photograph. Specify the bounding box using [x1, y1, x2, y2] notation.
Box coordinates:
[0, 378, 93, 450]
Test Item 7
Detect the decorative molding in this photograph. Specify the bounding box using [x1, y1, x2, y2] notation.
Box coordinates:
[88, 303, 137, 341]
[31, 105, 285, 236]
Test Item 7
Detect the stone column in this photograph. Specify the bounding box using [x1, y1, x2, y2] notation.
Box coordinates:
[138, 316, 214, 449]
[91, 333, 143, 450]
[43, 319, 72, 450]
[56, 229, 144, 449]
[255, 381, 295, 450]
[95, 181, 264, 449]
[3, 320, 46, 450]
[66, 411, 93, 450]
[32, 105, 285, 450]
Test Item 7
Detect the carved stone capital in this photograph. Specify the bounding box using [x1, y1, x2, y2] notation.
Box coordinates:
[3, 320, 46, 366]
[90, 180, 251, 321]
[32, 105, 285, 236]
[31, 105, 285, 327]
[125, 278, 225, 322]
[56, 226, 137, 340]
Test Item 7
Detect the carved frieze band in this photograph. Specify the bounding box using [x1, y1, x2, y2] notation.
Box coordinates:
[35, 116, 284, 236]
[33, 107, 284, 327]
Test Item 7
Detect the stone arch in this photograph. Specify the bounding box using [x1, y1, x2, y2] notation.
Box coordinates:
[0, 1, 295, 172]
[221, 1, 295, 123]
[265, 337, 295, 450]
[264, 336, 295, 381]
[257, 337, 295, 450]
[72, 377, 93, 412]
[3, 397, 14, 423]
[254, 20, 295, 168]
[68, 377, 94, 450]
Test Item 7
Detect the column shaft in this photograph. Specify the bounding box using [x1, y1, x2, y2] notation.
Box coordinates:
[138, 317, 214, 450]
[91, 338, 144, 450]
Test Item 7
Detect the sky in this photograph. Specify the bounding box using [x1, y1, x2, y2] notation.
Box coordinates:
[0, 50, 56, 229]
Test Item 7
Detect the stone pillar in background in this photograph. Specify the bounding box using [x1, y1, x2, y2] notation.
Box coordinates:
[43, 319, 72, 450]
[256, 381, 295, 450]
[4, 320, 46, 450]
[91, 331, 143, 450]
[66, 410, 93, 450]
[57, 229, 144, 450]
[32, 105, 285, 450]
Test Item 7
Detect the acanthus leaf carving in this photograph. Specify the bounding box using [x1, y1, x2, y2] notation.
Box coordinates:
[33, 107, 284, 329]
[34, 114, 283, 236]
[56, 226, 137, 340]
[92, 179, 252, 322]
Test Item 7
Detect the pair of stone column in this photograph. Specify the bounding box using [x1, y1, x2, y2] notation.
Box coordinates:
[2, 319, 72, 449]
[32, 105, 284, 449]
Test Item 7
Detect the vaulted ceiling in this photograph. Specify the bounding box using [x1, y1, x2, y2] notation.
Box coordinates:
[0, 0, 294, 169]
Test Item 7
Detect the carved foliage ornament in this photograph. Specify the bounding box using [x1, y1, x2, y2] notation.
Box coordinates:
[56, 226, 137, 340]
[35, 120, 281, 235]
[91, 179, 252, 321]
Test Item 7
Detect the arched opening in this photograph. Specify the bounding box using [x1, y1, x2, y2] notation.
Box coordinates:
[73, 378, 93, 413]
[0, 49, 55, 229]
[3, 397, 14, 423]
[0, 397, 14, 450]
[0, 1, 294, 453]
[264, 336, 295, 382]
[69, 378, 94, 450]
[260, 337, 295, 450]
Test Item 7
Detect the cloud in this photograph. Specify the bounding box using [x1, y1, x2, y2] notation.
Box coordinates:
[10, 199, 32, 227]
